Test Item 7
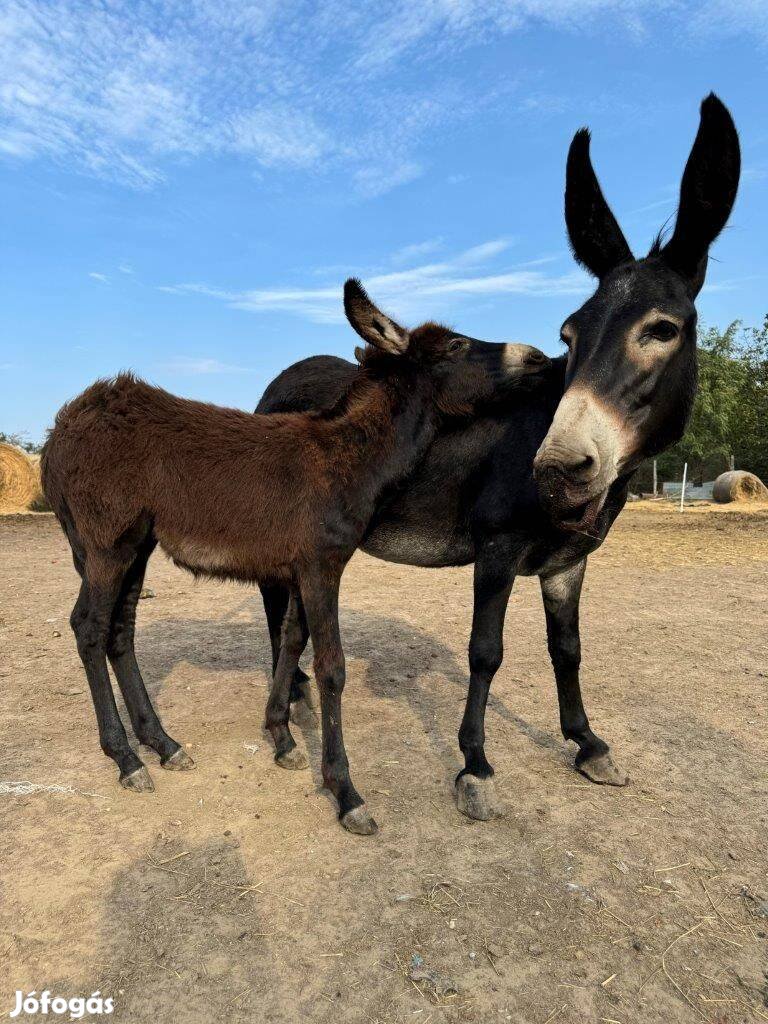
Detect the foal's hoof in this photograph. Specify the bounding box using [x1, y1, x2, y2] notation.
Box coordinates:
[120, 766, 155, 793]
[576, 751, 628, 787]
[162, 747, 196, 771]
[275, 747, 308, 770]
[340, 805, 378, 836]
[456, 774, 503, 821]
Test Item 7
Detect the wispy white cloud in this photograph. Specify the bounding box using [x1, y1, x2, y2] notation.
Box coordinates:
[88, 272, 109, 283]
[0, 0, 688, 195]
[690, 0, 768, 42]
[159, 238, 588, 325]
[518, 93, 570, 117]
[226, 107, 331, 169]
[158, 357, 252, 375]
[390, 238, 445, 265]
[347, 0, 658, 71]
[353, 161, 424, 198]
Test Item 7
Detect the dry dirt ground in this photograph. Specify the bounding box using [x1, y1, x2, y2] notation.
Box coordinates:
[1, 504, 767, 1024]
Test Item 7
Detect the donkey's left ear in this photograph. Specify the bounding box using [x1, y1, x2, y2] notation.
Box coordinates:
[661, 94, 741, 296]
[344, 278, 410, 354]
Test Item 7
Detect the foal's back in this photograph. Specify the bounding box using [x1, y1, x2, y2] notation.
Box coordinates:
[42, 373, 356, 578]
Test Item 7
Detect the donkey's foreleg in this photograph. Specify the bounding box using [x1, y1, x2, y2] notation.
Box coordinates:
[260, 582, 312, 708]
[300, 570, 376, 836]
[265, 590, 310, 770]
[72, 565, 152, 792]
[456, 536, 515, 821]
[108, 541, 193, 772]
[540, 560, 627, 786]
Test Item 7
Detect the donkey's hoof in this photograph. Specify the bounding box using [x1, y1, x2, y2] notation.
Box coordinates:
[456, 774, 503, 821]
[576, 752, 628, 787]
[276, 747, 308, 770]
[120, 766, 155, 793]
[162, 747, 196, 771]
[340, 805, 378, 836]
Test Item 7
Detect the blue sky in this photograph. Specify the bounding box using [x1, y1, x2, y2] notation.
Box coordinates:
[1, 0, 767, 443]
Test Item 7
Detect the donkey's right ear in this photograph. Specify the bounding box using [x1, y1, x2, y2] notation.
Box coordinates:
[565, 128, 633, 278]
[343, 278, 410, 354]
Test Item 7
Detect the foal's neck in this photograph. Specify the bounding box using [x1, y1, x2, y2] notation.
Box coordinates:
[332, 370, 439, 501]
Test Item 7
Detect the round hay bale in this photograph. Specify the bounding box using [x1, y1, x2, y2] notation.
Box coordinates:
[712, 470, 768, 504]
[0, 443, 43, 513]
[26, 452, 49, 510]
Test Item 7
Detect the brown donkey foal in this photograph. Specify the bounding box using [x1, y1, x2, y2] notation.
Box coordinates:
[42, 279, 548, 834]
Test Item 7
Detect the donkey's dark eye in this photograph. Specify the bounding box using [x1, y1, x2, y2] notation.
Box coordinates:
[447, 336, 466, 353]
[646, 320, 679, 342]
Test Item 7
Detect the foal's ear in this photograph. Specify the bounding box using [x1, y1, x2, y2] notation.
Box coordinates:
[660, 93, 741, 296]
[343, 278, 410, 354]
[565, 128, 633, 279]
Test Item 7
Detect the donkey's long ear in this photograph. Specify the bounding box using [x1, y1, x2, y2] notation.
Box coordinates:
[565, 128, 633, 279]
[343, 278, 409, 354]
[660, 94, 740, 296]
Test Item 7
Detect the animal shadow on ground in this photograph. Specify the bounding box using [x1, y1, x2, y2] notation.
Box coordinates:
[36, 838, 334, 1024]
[134, 594, 566, 791]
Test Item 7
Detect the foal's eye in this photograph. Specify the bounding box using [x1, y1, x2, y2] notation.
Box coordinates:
[646, 319, 679, 342]
[447, 336, 465, 353]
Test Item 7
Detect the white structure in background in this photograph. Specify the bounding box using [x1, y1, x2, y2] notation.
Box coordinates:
[662, 479, 716, 501]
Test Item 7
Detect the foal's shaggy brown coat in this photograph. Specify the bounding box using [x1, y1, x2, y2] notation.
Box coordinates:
[42, 279, 547, 833]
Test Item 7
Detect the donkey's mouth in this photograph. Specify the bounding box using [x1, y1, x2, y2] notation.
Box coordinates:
[557, 491, 607, 537]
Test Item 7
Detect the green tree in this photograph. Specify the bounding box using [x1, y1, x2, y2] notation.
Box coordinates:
[651, 319, 768, 488]
[0, 431, 42, 454]
[732, 316, 768, 481]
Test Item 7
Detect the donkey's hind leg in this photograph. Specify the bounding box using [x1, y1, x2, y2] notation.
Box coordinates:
[261, 582, 313, 711]
[72, 560, 153, 792]
[265, 590, 310, 770]
[108, 538, 193, 772]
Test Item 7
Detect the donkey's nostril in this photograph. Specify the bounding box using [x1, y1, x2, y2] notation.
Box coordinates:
[573, 453, 595, 476]
[525, 349, 549, 366]
[535, 444, 599, 485]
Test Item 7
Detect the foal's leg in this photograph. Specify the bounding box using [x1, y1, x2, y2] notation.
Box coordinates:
[300, 570, 376, 835]
[260, 582, 312, 707]
[265, 590, 310, 769]
[71, 558, 152, 791]
[107, 540, 193, 772]
[540, 560, 627, 786]
[456, 536, 515, 820]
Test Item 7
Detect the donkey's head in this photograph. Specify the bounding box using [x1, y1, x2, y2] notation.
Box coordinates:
[344, 278, 550, 415]
[534, 94, 740, 533]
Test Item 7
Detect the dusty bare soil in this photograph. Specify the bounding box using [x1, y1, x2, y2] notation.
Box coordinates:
[1, 506, 767, 1024]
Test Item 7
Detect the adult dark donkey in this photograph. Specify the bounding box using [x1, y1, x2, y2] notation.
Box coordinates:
[257, 94, 740, 822]
[41, 282, 548, 834]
